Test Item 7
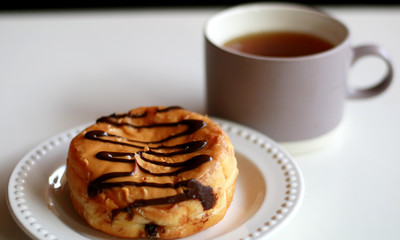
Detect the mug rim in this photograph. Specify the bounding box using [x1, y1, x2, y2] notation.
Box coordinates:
[204, 2, 351, 62]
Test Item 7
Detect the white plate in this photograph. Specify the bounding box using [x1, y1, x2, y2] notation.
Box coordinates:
[7, 118, 304, 240]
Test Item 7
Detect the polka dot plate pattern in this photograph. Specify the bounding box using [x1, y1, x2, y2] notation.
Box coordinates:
[7, 118, 304, 240]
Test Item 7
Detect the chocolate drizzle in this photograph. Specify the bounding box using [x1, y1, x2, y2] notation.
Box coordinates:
[145, 223, 162, 238]
[84, 107, 217, 221]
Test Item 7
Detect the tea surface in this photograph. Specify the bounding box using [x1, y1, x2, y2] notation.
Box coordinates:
[223, 31, 335, 57]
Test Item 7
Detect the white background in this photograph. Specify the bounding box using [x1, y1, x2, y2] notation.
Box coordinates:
[1, 6, 400, 240]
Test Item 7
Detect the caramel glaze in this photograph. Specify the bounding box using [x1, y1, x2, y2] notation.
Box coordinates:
[84, 106, 217, 232]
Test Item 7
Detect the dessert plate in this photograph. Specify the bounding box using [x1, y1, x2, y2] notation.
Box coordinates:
[7, 118, 304, 240]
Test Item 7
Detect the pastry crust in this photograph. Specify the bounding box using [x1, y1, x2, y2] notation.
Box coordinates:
[66, 106, 238, 239]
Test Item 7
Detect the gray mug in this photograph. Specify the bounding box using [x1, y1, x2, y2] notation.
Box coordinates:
[205, 3, 393, 153]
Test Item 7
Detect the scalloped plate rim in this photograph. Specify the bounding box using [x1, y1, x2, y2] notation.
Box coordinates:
[7, 117, 304, 240]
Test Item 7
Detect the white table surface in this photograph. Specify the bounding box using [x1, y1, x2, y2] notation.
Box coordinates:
[1, 5, 400, 240]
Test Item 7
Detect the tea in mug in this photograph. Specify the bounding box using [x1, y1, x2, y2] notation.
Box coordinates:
[223, 31, 335, 57]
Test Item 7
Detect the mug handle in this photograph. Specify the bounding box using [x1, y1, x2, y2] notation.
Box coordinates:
[347, 45, 393, 99]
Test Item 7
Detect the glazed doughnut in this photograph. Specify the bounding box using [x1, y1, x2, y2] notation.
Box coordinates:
[66, 106, 238, 239]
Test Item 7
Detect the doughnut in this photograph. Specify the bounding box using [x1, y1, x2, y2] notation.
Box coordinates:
[66, 106, 238, 239]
